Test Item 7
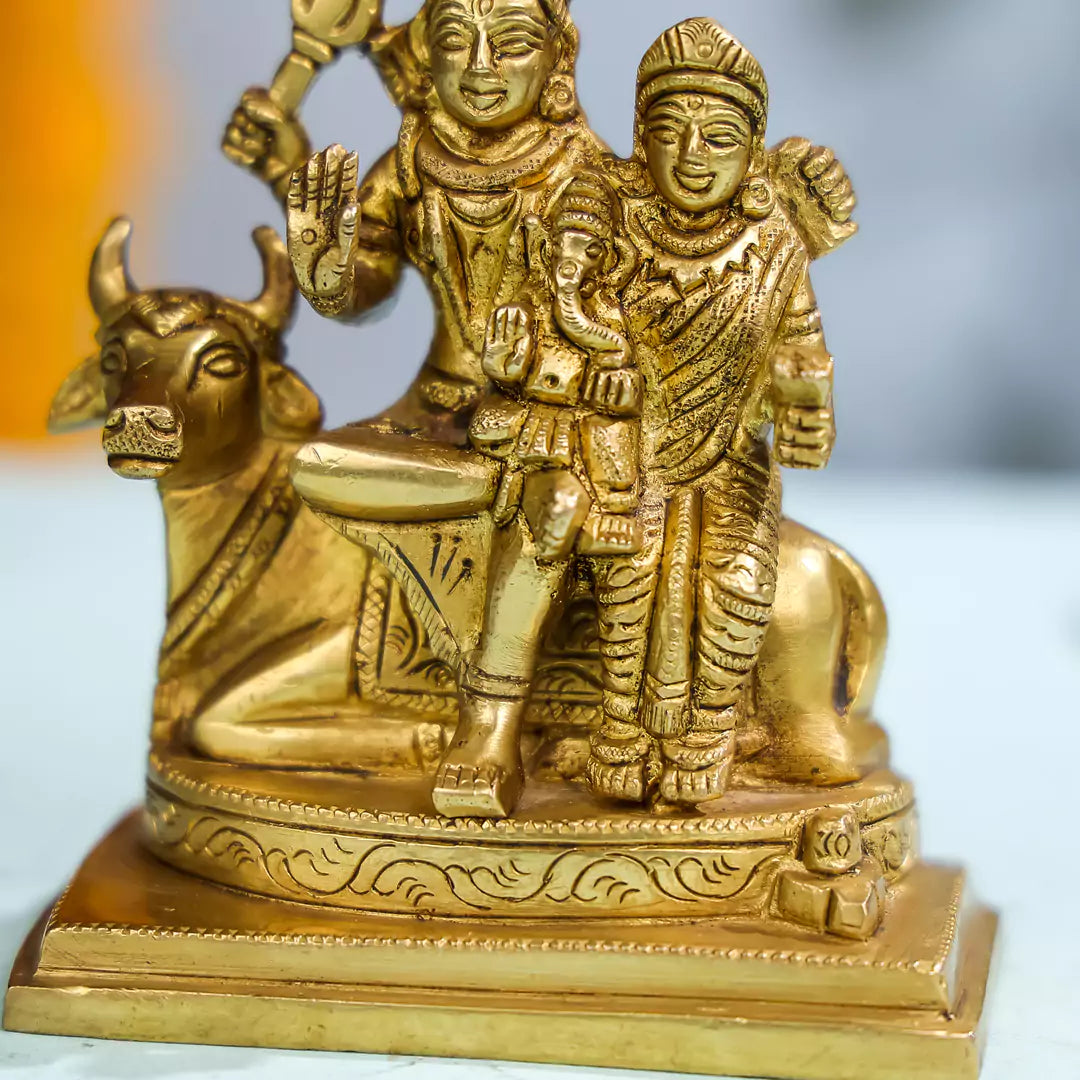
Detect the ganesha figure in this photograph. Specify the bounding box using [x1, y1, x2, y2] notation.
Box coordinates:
[438, 171, 644, 815]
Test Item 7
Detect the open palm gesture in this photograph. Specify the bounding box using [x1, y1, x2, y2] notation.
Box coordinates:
[287, 144, 360, 306]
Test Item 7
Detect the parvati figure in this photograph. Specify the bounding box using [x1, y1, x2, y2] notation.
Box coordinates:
[587, 19, 838, 808]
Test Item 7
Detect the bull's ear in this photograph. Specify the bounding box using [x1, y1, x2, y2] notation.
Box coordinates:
[260, 364, 323, 439]
[48, 355, 107, 434]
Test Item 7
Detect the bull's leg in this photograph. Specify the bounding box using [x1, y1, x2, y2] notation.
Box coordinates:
[660, 460, 781, 807]
[432, 515, 570, 818]
[742, 520, 891, 786]
[186, 622, 448, 771]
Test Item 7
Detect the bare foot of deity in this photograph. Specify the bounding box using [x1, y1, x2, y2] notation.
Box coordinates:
[586, 721, 658, 803]
[658, 730, 736, 806]
[432, 694, 526, 818]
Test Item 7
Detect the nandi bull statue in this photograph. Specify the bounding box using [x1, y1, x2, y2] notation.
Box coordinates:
[4, 5, 996, 1079]
[48, 219, 448, 773]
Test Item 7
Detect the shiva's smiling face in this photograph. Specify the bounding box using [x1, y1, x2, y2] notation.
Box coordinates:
[427, 0, 558, 130]
[643, 92, 754, 214]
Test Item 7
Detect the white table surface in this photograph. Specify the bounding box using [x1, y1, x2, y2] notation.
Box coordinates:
[1, 456, 1078, 1079]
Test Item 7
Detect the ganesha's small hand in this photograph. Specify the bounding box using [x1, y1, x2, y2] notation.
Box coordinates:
[774, 404, 835, 469]
[483, 305, 534, 383]
[287, 145, 360, 304]
[585, 367, 642, 416]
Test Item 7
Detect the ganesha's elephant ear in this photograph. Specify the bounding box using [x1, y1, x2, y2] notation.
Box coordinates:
[769, 137, 858, 261]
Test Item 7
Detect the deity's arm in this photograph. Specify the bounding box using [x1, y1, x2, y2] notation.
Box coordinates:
[288, 147, 406, 322]
[780, 267, 827, 355]
[770, 264, 836, 470]
[769, 137, 858, 261]
[579, 294, 640, 417]
[223, 87, 313, 204]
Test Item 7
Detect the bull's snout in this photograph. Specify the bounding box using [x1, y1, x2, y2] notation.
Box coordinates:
[103, 405, 183, 479]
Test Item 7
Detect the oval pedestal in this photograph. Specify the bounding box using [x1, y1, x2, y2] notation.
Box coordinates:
[145, 744, 918, 920]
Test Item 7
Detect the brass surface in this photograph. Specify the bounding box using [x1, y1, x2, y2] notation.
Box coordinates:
[7, 816, 996, 1080]
[142, 740, 919, 919]
[6, 2, 996, 1076]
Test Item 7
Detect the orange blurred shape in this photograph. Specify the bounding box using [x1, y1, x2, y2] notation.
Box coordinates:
[0, 2, 144, 442]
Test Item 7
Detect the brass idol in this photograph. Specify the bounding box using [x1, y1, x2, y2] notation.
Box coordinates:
[5, 5, 997, 1079]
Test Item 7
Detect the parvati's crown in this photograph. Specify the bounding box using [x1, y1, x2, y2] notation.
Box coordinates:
[637, 18, 768, 132]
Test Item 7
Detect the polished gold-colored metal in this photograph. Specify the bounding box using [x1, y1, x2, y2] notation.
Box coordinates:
[8, 816, 996, 1080]
[6, 3, 996, 1078]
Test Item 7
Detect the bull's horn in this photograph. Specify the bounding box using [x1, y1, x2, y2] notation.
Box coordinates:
[244, 227, 296, 332]
[89, 217, 136, 320]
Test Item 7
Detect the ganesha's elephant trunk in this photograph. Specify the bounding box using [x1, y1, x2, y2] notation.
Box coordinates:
[554, 282, 631, 367]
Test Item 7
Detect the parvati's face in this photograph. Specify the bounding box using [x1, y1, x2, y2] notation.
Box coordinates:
[428, 0, 558, 130]
[643, 92, 753, 214]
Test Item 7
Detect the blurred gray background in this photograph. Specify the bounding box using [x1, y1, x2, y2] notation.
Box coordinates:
[85, 0, 1080, 471]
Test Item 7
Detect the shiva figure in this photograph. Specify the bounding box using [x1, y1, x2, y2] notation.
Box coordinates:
[278, 0, 602, 440]
[266, 0, 613, 816]
[587, 19, 842, 809]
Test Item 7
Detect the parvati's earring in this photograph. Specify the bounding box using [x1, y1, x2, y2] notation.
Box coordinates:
[740, 176, 776, 220]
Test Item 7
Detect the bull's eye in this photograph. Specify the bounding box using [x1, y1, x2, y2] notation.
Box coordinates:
[100, 344, 126, 377]
[199, 345, 247, 379]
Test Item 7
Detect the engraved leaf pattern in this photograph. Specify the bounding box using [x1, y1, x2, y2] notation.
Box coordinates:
[147, 795, 786, 915]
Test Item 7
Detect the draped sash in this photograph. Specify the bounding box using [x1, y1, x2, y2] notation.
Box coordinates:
[627, 211, 807, 487]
